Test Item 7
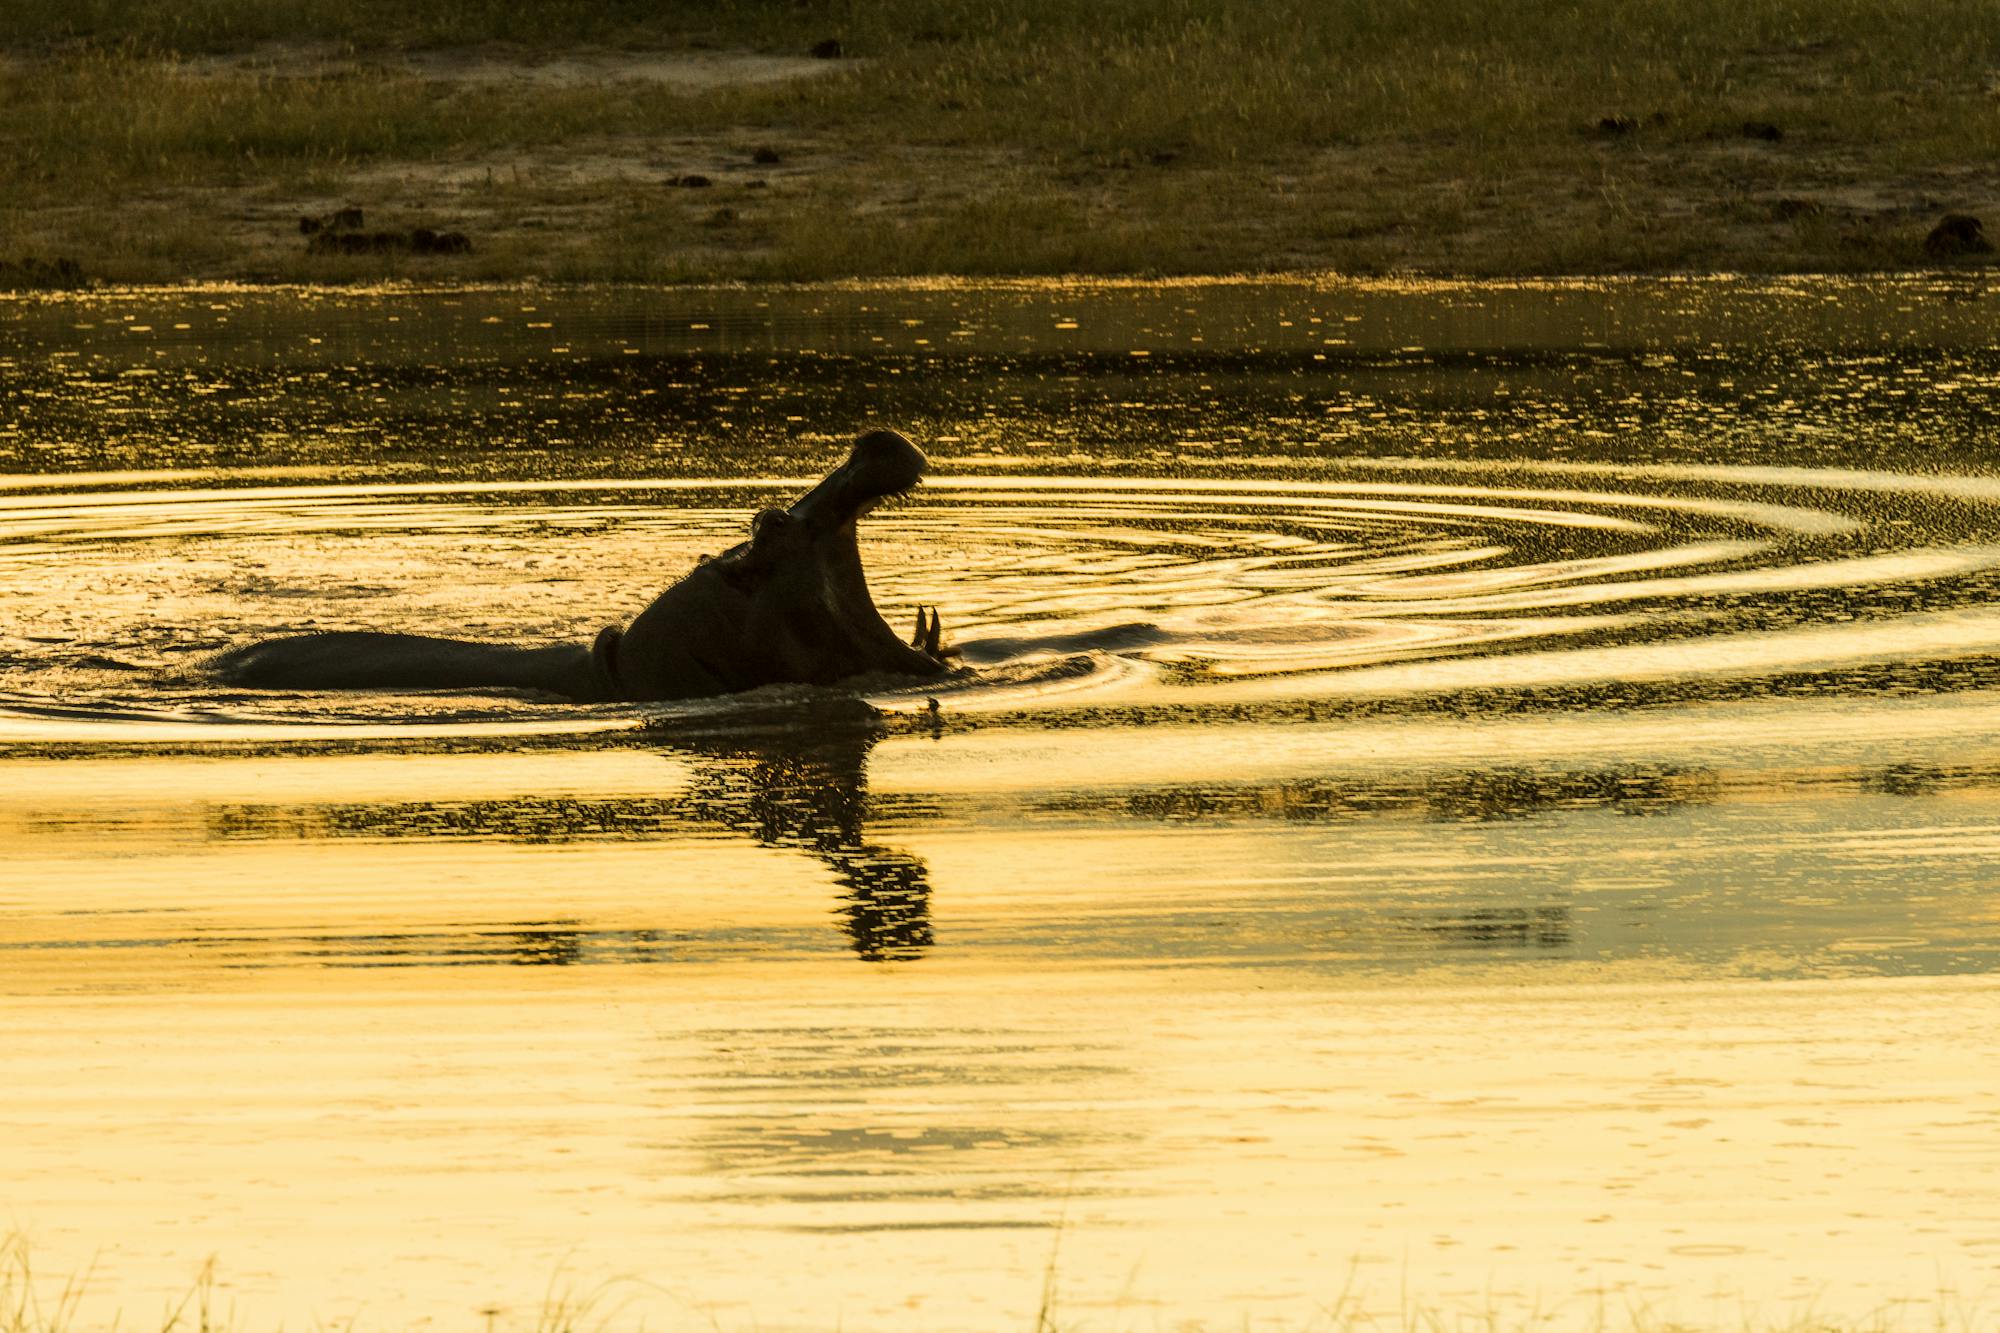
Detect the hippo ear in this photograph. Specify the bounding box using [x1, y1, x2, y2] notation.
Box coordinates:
[750, 508, 791, 546]
[721, 509, 791, 587]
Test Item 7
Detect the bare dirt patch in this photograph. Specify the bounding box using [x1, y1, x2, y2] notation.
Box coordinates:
[161, 42, 849, 91]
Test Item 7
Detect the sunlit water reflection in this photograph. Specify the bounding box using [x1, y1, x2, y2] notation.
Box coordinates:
[3, 278, 2000, 1329]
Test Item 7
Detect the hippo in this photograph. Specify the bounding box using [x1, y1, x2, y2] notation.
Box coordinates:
[211, 429, 954, 701]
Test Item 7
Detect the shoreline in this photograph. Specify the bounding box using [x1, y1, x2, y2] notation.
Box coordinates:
[5, 267, 1995, 301]
[6, 180, 1991, 291]
[3, 256, 2000, 294]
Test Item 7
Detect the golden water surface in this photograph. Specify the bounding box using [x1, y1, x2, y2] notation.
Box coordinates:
[3, 278, 2000, 1329]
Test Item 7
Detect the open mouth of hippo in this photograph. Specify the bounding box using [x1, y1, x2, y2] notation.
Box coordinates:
[763, 428, 951, 677]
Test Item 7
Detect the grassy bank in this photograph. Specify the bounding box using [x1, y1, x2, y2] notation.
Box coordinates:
[3, 1, 1999, 283]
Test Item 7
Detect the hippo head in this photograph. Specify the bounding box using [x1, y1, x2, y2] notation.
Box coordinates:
[604, 429, 952, 700]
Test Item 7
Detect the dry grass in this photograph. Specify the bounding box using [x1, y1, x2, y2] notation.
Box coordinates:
[3, 1231, 1993, 1332]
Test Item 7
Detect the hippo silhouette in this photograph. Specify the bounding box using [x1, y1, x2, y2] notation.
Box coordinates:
[212, 429, 953, 701]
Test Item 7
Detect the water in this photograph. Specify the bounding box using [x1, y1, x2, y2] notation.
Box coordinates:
[3, 277, 1999, 1329]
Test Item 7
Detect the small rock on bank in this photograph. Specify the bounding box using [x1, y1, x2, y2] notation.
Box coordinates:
[1924, 213, 1994, 259]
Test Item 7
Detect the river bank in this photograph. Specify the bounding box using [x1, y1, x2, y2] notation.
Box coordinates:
[3, 1, 1997, 285]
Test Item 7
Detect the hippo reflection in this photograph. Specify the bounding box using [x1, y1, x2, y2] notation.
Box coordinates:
[674, 714, 933, 961]
[204, 713, 933, 962]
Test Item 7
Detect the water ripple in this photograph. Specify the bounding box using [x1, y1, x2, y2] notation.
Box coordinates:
[2, 457, 1998, 739]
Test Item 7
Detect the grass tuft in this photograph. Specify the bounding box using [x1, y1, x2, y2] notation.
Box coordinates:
[1, 1236, 89, 1333]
